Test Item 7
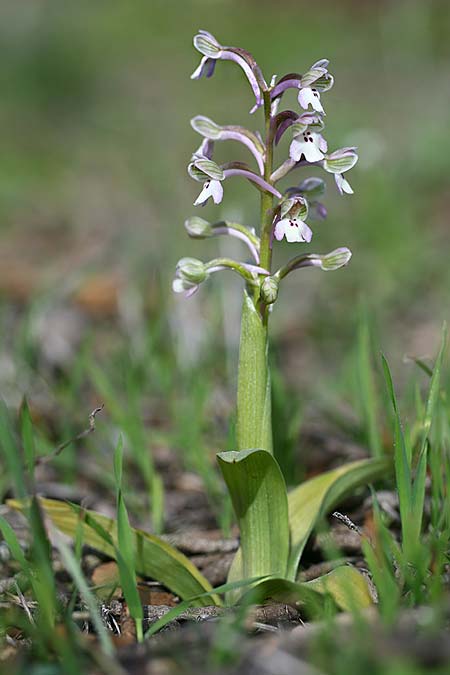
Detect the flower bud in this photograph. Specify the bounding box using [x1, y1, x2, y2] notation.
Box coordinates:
[176, 257, 207, 284]
[301, 66, 327, 89]
[188, 158, 224, 182]
[193, 30, 222, 58]
[323, 148, 358, 174]
[260, 276, 279, 304]
[319, 247, 352, 271]
[184, 216, 212, 238]
[191, 115, 222, 139]
[297, 177, 326, 200]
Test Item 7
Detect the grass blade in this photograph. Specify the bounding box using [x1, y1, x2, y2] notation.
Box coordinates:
[381, 354, 412, 546]
[114, 436, 143, 641]
[52, 528, 114, 657]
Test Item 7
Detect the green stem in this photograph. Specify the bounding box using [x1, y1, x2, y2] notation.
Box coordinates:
[236, 293, 273, 454]
[235, 90, 275, 455]
[259, 91, 275, 274]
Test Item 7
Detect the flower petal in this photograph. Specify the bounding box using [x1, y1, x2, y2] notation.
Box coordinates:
[274, 218, 313, 243]
[335, 173, 354, 195]
[210, 180, 224, 203]
[298, 87, 324, 113]
[191, 56, 217, 80]
[290, 135, 325, 163]
[194, 179, 224, 205]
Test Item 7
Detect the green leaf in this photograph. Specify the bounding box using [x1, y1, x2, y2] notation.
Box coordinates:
[287, 457, 389, 579]
[357, 314, 382, 458]
[236, 292, 272, 454]
[420, 322, 446, 454]
[361, 493, 401, 622]
[113, 435, 124, 487]
[217, 449, 289, 584]
[20, 398, 36, 477]
[239, 567, 373, 615]
[303, 565, 373, 611]
[0, 399, 26, 499]
[217, 450, 289, 579]
[381, 354, 413, 547]
[238, 577, 326, 619]
[409, 323, 446, 550]
[114, 436, 143, 639]
[0, 515, 31, 577]
[52, 530, 114, 656]
[8, 497, 220, 607]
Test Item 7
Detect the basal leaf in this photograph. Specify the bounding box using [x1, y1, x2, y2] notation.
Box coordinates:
[238, 577, 325, 619]
[8, 497, 220, 607]
[303, 565, 373, 611]
[287, 457, 389, 579]
[217, 449, 289, 584]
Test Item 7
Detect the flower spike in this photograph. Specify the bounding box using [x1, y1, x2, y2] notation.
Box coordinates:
[179, 30, 357, 308]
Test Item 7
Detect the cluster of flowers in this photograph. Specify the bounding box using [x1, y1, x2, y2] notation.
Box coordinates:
[174, 30, 357, 301]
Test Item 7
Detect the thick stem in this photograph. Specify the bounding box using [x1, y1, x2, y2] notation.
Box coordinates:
[236, 292, 273, 454]
[235, 91, 275, 455]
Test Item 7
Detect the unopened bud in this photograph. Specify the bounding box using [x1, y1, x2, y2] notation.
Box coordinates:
[193, 30, 222, 58]
[191, 115, 222, 139]
[184, 216, 212, 238]
[188, 158, 224, 182]
[297, 177, 326, 200]
[324, 148, 358, 174]
[176, 257, 207, 284]
[260, 276, 279, 304]
[319, 247, 352, 271]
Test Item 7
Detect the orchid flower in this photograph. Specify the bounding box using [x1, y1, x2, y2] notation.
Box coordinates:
[290, 129, 328, 163]
[188, 156, 225, 206]
[273, 196, 312, 244]
[274, 217, 313, 244]
[271, 59, 334, 115]
[191, 30, 267, 113]
[194, 179, 224, 205]
[323, 147, 359, 195]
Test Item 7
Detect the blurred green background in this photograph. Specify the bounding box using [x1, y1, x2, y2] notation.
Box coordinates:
[1, 0, 449, 426]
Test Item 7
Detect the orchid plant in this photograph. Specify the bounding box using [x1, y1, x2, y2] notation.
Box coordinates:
[170, 31, 387, 604]
[174, 30, 357, 457]
[10, 31, 390, 637]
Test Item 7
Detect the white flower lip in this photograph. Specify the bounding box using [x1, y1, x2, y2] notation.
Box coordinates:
[298, 87, 324, 113]
[290, 131, 327, 163]
[274, 217, 313, 244]
[194, 179, 224, 206]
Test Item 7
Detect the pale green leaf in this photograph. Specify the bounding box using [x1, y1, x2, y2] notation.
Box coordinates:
[287, 458, 389, 579]
[303, 565, 373, 611]
[8, 497, 220, 607]
[217, 449, 289, 584]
